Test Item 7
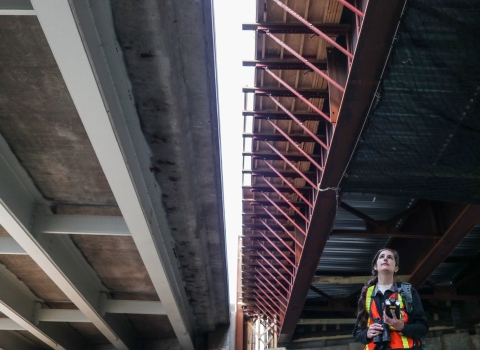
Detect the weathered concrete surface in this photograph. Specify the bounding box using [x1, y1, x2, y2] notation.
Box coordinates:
[472, 335, 480, 350]
[0, 16, 115, 205]
[109, 0, 229, 333]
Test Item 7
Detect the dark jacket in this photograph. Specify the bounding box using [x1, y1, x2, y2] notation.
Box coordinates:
[352, 283, 429, 347]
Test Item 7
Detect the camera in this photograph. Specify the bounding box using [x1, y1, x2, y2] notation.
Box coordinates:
[385, 299, 400, 319]
[372, 318, 391, 344]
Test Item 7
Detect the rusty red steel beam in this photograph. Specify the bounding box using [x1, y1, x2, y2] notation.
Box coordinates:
[265, 32, 345, 93]
[263, 67, 331, 122]
[263, 162, 315, 207]
[243, 86, 328, 99]
[258, 240, 296, 274]
[244, 222, 294, 231]
[278, 0, 410, 339]
[254, 295, 278, 321]
[336, 0, 365, 18]
[243, 23, 351, 34]
[255, 277, 287, 311]
[243, 110, 325, 121]
[262, 220, 304, 249]
[262, 177, 310, 223]
[244, 133, 318, 143]
[244, 185, 312, 194]
[271, 0, 353, 59]
[244, 151, 321, 162]
[244, 199, 309, 208]
[257, 263, 291, 295]
[257, 270, 289, 303]
[255, 291, 282, 319]
[244, 169, 316, 180]
[243, 59, 327, 70]
[258, 232, 296, 270]
[408, 204, 480, 288]
[262, 206, 304, 242]
[253, 283, 285, 314]
[255, 277, 288, 310]
[268, 96, 329, 151]
[266, 120, 325, 171]
[259, 222, 297, 255]
[262, 195, 307, 236]
[258, 254, 293, 288]
[264, 141, 323, 183]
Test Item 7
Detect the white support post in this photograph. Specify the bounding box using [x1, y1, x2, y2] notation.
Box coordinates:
[29, 1, 196, 348]
[0, 318, 24, 331]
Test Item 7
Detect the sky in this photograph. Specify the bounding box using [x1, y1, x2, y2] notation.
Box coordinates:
[212, 0, 256, 302]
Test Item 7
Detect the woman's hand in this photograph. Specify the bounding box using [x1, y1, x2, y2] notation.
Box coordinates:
[383, 311, 404, 331]
[367, 323, 384, 339]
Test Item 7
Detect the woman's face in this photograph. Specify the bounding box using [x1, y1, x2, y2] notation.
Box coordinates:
[374, 249, 398, 275]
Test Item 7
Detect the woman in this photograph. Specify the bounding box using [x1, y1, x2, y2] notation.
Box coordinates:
[352, 249, 428, 349]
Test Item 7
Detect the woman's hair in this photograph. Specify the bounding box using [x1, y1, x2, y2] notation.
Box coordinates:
[356, 248, 400, 329]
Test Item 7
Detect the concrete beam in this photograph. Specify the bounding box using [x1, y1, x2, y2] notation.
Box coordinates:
[29, 0, 195, 348]
[0, 264, 87, 349]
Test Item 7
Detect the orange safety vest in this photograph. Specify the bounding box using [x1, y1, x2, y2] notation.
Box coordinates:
[364, 285, 414, 349]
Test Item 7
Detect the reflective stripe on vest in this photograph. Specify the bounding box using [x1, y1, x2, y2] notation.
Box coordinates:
[364, 285, 413, 349]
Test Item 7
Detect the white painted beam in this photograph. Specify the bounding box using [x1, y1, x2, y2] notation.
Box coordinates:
[103, 300, 166, 316]
[0, 264, 87, 349]
[0, 318, 24, 331]
[29, 1, 196, 349]
[41, 215, 130, 236]
[37, 309, 90, 323]
[0, 9, 35, 15]
[34, 300, 166, 323]
[0, 0, 35, 15]
[0, 127, 137, 349]
[0, 237, 27, 254]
